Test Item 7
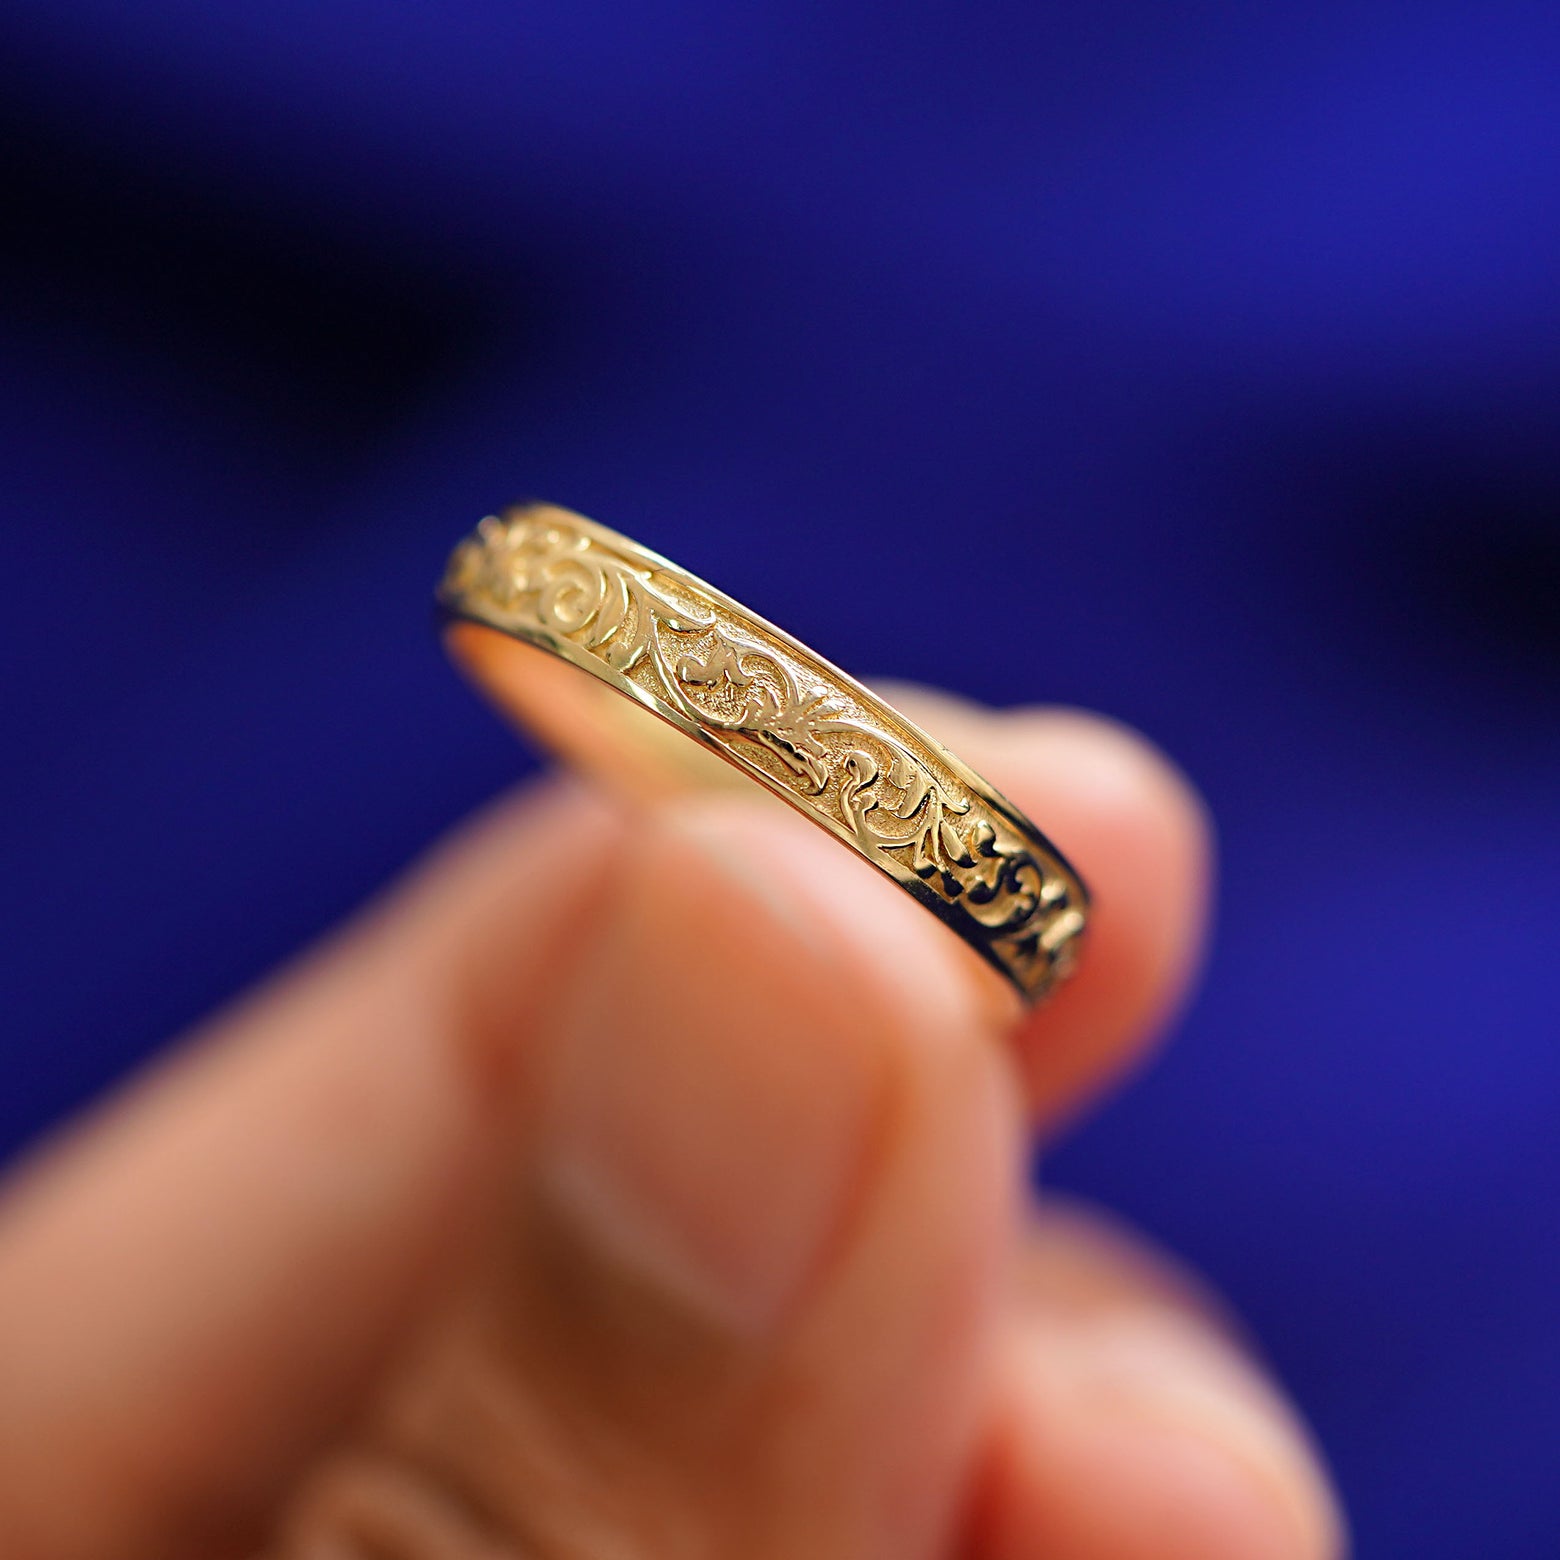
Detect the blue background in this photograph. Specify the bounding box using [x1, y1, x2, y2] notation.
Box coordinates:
[1, 5, 1557, 1554]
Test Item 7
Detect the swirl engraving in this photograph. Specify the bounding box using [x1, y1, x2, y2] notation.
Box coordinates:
[666, 633, 842, 793]
[441, 506, 1087, 998]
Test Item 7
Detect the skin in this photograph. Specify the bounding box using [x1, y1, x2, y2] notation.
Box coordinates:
[0, 687, 1346, 1560]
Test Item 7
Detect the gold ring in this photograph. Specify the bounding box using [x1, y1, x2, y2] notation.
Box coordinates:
[436, 502, 1090, 1004]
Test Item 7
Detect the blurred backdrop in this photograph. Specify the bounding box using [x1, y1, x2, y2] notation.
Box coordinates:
[1, 4, 1557, 1555]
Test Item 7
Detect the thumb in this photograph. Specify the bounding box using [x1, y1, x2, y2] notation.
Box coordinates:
[284, 790, 1023, 1560]
[0, 776, 1021, 1560]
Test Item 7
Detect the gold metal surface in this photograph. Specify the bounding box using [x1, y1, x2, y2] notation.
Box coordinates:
[438, 502, 1090, 1003]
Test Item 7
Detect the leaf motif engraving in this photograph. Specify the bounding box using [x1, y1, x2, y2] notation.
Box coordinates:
[446, 506, 1087, 998]
[468, 514, 714, 672]
[664, 631, 840, 793]
[835, 735, 1066, 945]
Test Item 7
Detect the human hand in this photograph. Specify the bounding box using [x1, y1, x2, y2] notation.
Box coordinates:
[0, 687, 1344, 1560]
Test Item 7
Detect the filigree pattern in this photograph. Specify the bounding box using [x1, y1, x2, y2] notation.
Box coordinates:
[440, 505, 1088, 1000]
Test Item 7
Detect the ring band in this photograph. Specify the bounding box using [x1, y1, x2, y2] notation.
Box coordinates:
[436, 502, 1090, 1004]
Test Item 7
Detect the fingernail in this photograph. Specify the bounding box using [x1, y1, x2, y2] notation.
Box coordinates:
[537, 797, 944, 1338]
[1049, 1313, 1347, 1560]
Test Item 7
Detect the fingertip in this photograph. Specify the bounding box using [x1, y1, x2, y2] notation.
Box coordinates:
[390, 774, 633, 1102]
[978, 1315, 1345, 1560]
[1003, 706, 1213, 847]
[528, 787, 1013, 1348]
[981, 708, 1215, 1128]
[851, 686, 1215, 1127]
[659, 792, 1018, 1045]
[341, 787, 1028, 1559]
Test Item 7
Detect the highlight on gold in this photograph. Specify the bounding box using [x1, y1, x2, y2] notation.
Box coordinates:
[438, 503, 1090, 1004]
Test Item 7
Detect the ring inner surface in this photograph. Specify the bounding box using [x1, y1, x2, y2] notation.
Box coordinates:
[444, 619, 762, 802]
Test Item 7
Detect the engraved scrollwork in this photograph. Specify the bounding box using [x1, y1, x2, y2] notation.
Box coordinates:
[662, 633, 842, 793]
[457, 512, 849, 796]
[834, 740, 1062, 945]
[451, 513, 715, 672]
[441, 504, 1088, 1000]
